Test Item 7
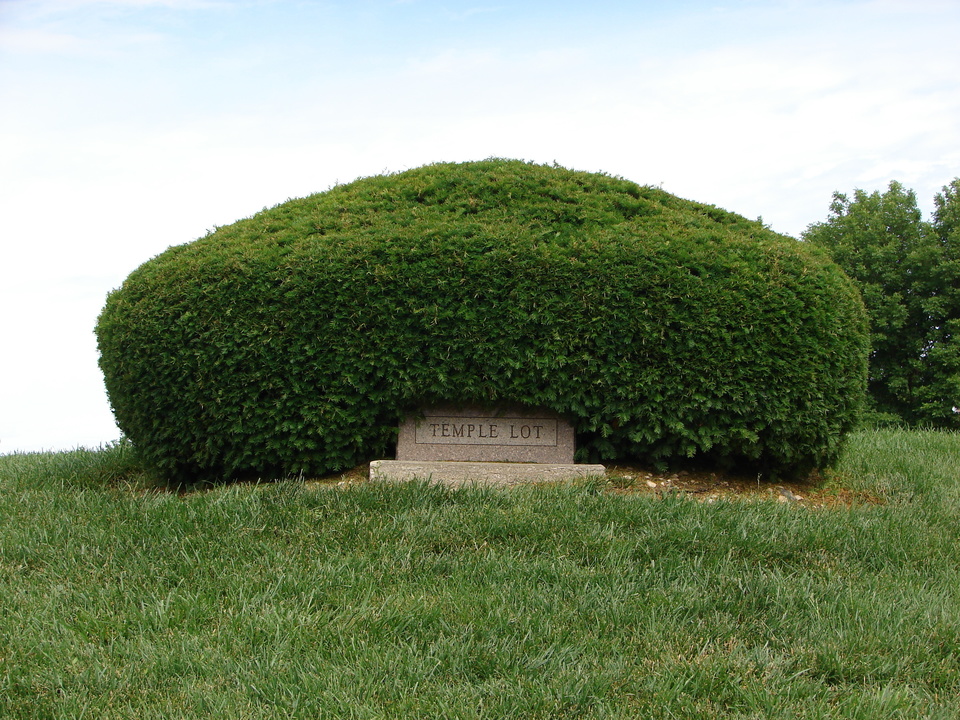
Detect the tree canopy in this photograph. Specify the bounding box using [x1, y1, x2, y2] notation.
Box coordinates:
[803, 179, 960, 428]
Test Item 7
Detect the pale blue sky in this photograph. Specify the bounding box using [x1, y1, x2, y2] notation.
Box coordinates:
[2, 0, 959, 452]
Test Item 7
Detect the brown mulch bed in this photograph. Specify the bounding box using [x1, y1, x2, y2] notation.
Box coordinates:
[308, 462, 884, 509]
[600, 465, 883, 508]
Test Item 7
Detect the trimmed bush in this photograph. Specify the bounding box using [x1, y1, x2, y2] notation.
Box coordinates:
[97, 159, 868, 482]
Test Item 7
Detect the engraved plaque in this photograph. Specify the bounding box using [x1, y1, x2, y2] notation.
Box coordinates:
[414, 416, 558, 447]
[396, 405, 574, 463]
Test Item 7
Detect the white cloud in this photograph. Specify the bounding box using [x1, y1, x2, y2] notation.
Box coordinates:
[0, 27, 87, 53]
[439, 5, 502, 21]
[2, 0, 959, 452]
[8, 0, 231, 12]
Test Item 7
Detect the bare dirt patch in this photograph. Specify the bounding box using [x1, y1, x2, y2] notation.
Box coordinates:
[309, 462, 883, 509]
[601, 464, 883, 508]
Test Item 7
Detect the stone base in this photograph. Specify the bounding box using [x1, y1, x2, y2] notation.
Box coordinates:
[369, 460, 606, 487]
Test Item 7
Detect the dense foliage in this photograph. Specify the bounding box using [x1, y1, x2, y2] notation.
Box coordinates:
[803, 179, 960, 428]
[97, 159, 868, 483]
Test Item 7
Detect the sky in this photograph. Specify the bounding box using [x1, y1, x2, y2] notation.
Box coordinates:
[1, 0, 959, 454]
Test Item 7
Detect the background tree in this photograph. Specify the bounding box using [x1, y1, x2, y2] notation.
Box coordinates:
[804, 180, 960, 428]
[926, 179, 960, 426]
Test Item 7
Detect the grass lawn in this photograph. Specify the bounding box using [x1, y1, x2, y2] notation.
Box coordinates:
[1, 429, 959, 719]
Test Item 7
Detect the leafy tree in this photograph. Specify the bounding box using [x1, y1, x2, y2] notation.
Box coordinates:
[803, 180, 960, 428]
[927, 179, 960, 425]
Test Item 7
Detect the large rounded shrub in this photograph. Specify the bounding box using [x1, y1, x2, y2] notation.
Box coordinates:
[97, 159, 868, 482]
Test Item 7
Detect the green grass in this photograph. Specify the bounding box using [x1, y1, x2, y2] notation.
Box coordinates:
[1, 430, 959, 719]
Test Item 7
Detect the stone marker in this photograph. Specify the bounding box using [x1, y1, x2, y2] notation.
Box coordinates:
[371, 404, 605, 486]
[370, 460, 606, 487]
[395, 405, 574, 463]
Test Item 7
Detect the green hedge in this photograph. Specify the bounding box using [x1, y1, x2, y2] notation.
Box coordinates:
[97, 160, 868, 482]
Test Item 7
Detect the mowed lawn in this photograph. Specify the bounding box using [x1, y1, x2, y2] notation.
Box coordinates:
[1, 430, 959, 719]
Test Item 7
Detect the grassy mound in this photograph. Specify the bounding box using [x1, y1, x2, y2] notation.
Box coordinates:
[96, 159, 868, 483]
[2, 430, 960, 717]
